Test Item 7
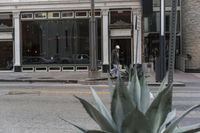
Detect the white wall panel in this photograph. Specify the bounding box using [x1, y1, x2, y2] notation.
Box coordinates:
[0, 32, 13, 40]
[110, 29, 132, 37]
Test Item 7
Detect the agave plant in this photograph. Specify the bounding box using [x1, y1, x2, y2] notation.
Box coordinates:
[60, 68, 200, 133]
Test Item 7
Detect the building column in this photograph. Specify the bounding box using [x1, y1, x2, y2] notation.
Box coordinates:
[102, 9, 109, 72]
[133, 9, 142, 64]
[13, 11, 21, 72]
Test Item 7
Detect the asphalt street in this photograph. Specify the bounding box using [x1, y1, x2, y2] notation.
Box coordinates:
[0, 82, 198, 132]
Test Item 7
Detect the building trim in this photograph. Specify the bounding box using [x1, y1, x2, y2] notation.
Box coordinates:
[0, 1, 141, 12]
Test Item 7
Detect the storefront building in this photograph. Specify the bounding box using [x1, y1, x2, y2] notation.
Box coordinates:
[144, 0, 182, 72]
[0, 0, 142, 72]
[145, 0, 200, 72]
[3, 0, 198, 73]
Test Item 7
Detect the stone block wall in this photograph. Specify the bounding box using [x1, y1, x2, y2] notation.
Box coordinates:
[182, 0, 200, 71]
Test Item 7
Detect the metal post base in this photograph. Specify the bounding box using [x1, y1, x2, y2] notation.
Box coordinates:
[102, 65, 109, 73]
[14, 66, 22, 72]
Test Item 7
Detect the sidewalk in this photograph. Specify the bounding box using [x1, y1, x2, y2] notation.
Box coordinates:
[0, 70, 199, 85]
[0, 71, 107, 83]
[147, 70, 200, 82]
[145, 70, 200, 86]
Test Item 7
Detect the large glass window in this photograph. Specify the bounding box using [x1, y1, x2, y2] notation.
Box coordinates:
[22, 19, 102, 65]
[147, 12, 160, 32]
[145, 11, 180, 33]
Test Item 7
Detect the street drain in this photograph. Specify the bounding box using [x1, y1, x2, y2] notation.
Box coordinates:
[18, 77, 31, 79]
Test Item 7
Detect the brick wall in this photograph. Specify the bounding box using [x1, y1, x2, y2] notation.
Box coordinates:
[182, 0, 200, 70]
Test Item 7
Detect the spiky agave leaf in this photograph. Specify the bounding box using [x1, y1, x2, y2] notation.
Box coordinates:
[111, 77, 135, 131]
[128, 65, 134, 82]
[172, 123, 200, 133]
[121, 107, 150, 133]
[127, 71, 142, 110]
[107, 76, 114, 97]
[58, 115, 87, 132]
[159, 110, 177, 133]
[68, 68, 200, 133]
[90, 88, 116, 130]
[139, 72, 151, 113]
[157, 72, 169, 95]
[75, 96, 117, 133]
[163, 104, 200, 133]
[145, 84, 172, 133]
[58, 116, 111, 133]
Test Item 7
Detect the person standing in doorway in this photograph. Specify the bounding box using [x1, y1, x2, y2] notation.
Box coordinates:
[110, 45, 120, 78]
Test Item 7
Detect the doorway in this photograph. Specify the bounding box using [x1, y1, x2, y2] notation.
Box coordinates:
[110, 38, 132, 69]
[0, 41, 13, 70]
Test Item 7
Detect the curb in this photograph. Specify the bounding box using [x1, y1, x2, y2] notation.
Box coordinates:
[0, 79, 185, 87]
[147, 82, 185, 87]
[0, 79, 78, 84]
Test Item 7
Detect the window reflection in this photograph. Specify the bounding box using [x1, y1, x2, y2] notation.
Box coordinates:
[0, 14, 12, 27]
[75, 11, 88, 18]
[0, 42, 13, 70]
[34, 12, 47, 19]
[110, 10, 131, 25]
[21, 13, 33, 19]
[22, 19, 102, 65]
[48, 12, 60, 19]
[146, 11, 180, 33]
[61, 12, 74, 18]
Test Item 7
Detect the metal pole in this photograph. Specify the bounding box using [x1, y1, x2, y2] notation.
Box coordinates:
[159, 0, 166, 81]
[89, 0, 97, 71]
[56, 35, 59, 54]
[168, 0, 178, 111]
[168, 0, 177, 86]
[135, 15, 139, 66]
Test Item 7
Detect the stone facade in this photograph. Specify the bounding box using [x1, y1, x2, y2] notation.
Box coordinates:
[182, 0, 200, 71]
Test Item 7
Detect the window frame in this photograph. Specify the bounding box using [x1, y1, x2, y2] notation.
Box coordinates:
[21, 13, 33, 20]
[61, 11, 74, 19]
[75, 11, 88, 18]
[34, 12, 47, 20]
[47, 12, 60, 19]
[88, 11, 101, 18]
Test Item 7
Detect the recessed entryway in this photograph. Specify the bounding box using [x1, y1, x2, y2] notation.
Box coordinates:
[110, 38, 132, 69]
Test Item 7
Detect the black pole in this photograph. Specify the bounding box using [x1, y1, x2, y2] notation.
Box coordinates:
[159, 0, 166, 81]
[56, 35, 59, 54]
[135, 16, 139, 66]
